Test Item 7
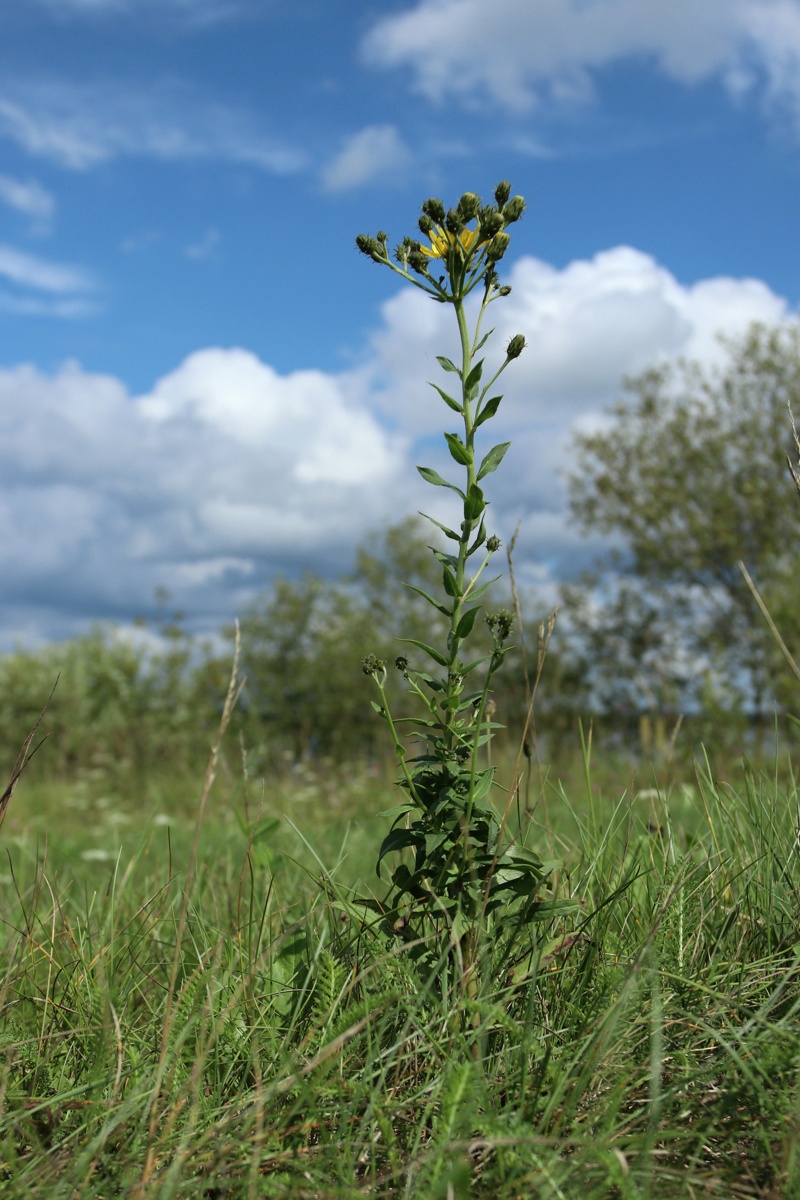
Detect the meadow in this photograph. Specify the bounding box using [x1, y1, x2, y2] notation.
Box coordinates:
[2, 709, 799, 1199]
[4, 186, 800, 1199]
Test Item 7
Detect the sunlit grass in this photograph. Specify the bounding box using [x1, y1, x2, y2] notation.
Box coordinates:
[2, 734, 799, 1198]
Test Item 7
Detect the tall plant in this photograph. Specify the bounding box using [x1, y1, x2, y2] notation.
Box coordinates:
[356, 185, 556, 976]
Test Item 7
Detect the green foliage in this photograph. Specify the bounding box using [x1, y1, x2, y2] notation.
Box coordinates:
[567, 322, 800, 716]
[0, 617, 227, 777]
[1, 749, 800, 1197]
[356, 186, 560, 983]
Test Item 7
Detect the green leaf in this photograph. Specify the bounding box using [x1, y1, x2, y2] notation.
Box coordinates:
[377, 827, 423, 869]
[436, 355, 460, 376]
[477, 441, 511, 481]
[474, 395, 502, 429]
[464, 483, 486, 521]
[473, 328, 494, 354]
[397, 637, 449, 667]
[467, 519, 486, 556]
[425, 832, 450, 856]
[455, 605, 481, 639]
[466, 574, 501, 604]
[376, 803, 416, 819]
[431, 547, 460, 571]
[403, 582, 451, 617]
[461, 654, 492, 676]
[470, 768, 495, 802]
[419, 511, 460, 541]
[429, 382, 463, 414]
[417, 465, 465, 498]
[441, 566, 459, 597]
[444, 432, 473, 466]
[464, 358, 484, 400]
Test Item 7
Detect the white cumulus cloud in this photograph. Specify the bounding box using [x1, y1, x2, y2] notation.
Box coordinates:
[362, 0, 800, 126]
[320, 124, 412, 192]
[0, 350, 410, 645]
[0, 247, 793, 645]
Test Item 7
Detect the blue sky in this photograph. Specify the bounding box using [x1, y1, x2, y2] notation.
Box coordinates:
[2, 0, 800, 648]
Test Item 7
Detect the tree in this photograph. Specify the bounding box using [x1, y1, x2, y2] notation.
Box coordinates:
[567, 322, 800, 717]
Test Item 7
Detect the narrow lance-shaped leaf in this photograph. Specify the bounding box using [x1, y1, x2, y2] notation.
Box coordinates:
[397, 637, 449, 667]
[464, 358, 484, 401]
[436, 355, 461, 376]
[403, 582, 452, 617]
[429, 382, 463, 414]
[467, 519, 486, 555]
[477, 441, 511, 481]
[417, 465, 465, 498]
[377, 827, 423, 870]
[431, 546, 460, 571]
[472, 328, 494, 354]
[472, 393, 503, 432]
[464, 483, 486, 521]
[465, 575, 502, 604]
[444, 432, 473, 466]
[474, 395, 502, 430]
[418, 511, 460, 542]
[455, 606, 481, 639]
[441, 566, 459, 597]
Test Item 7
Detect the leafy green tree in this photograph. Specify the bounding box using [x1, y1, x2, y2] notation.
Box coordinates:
[567, 322, 800, 717]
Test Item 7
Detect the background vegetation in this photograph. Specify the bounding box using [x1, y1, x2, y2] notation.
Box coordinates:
[3, 321, 800, 1196]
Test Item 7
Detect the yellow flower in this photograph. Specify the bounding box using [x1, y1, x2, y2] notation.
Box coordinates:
[420, 224, 486, 260]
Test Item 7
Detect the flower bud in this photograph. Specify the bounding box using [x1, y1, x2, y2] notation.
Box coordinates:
[445, 207, 463, 235]
[479, 210, 504, 240]
[422, 197, 446, 224]
[362, 653, 386, 677]
[486, 231, 511, 262]
[506, 334, 526, 360]
[503, 195, 526, 223]
[407, 249, 431, 275]
[486, 609, 514, 643]
[494, 180, 511, 207]
[486, 535, 501, 552]
[418, 213, 434, 235]
[356, 234, 385, 263]
[395, 655, 409, 674]
[498, 285, 512, 297]
[394, 236, 418, 266]
[457, 192, 481, 221]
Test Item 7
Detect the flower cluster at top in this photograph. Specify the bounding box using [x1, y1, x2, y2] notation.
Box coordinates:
[356, 182, 525, 304]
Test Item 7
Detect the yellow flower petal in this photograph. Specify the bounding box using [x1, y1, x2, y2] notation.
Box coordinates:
[420, 224, 486, 259]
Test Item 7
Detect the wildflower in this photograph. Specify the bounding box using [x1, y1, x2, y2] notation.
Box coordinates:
[420, 224, 486, 261]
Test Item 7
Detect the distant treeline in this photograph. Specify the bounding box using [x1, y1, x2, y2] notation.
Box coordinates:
[0, 514, 789, 785]
[8, 322, 800, 778]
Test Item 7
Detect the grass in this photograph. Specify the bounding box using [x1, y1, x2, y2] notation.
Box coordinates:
[2, 729, 800, 1199]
